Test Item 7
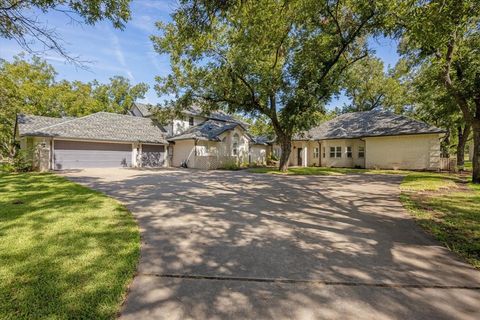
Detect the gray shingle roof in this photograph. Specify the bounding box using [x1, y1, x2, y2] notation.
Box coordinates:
[295, 109, 445, 140]
[168, 119, 241, 141]
[17, 114, 72, 135]
[252, 135, 273, 145]
[132, 102, 156, 117]
[18, 112, 168, 144]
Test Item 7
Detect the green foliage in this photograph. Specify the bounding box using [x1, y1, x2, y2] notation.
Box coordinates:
[152, 0, 391, 169]
[0, 55, 148, 157]
[0, 173, 140, 319]
[342, 56, 411, 113]
[221, 160, 241, 170]
[392, 0, 480, 182]
[0, 0, 132, 62]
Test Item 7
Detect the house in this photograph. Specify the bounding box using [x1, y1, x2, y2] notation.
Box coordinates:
[129, 102, 259, 169]
[16, 112, 168, 170]
[281, 109, 445, 170]
[16, 103, 264, 171]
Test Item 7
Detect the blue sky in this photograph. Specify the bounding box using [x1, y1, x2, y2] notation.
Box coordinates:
[0, 0, 399, 109]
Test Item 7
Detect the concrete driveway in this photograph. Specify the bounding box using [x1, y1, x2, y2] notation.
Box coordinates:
[61, 168, 480, 320]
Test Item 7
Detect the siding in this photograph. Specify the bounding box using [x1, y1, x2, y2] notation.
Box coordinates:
[365, 134, 441, 170]
[171, 140, 195, 167]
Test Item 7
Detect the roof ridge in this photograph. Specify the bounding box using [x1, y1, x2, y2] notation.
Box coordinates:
[34, 112, 99, 132]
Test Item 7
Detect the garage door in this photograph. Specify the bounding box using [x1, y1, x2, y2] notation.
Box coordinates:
[141, 144, 165, 167]
[54, 140, 132, 169]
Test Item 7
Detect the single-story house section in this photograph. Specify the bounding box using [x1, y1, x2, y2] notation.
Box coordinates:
[16, 112, 168, 171]
[168, 119, 253, 169]
[283, 109, 446, 170]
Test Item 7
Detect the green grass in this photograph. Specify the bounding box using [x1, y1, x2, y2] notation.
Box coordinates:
[465, 161, 472, 171]
[0, 173, 140, 319]
[400, 174, 480, 269]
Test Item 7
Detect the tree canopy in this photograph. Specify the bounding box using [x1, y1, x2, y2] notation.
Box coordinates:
[392, 0, 480, 182]
[0, 0, 132, 63]
[153, 0, 390, 171]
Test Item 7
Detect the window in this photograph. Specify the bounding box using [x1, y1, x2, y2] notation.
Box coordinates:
[313, 147, 319, 158]
[322, 147, 326, 158]
[188, 116, 194, 126]
[329, 147, 335, 158]
[330, 146, 342, 158]
[232, 133, 239, 156]
[346, 146, 352, 158]
[358, 146, 365, 158]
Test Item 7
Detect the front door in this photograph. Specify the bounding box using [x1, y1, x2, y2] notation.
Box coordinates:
[297, 148, 303, 166]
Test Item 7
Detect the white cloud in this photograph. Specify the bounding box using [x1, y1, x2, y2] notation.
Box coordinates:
[109, 33, 135, 81]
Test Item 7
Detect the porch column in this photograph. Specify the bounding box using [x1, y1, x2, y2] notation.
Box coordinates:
[303, 144, 308, 167]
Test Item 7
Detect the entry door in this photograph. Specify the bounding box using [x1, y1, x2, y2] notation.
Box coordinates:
[297, 148, 303, 166]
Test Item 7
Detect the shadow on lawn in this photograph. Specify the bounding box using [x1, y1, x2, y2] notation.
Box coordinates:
[62, 169, 480, 319]
[0, 173, 139, 320]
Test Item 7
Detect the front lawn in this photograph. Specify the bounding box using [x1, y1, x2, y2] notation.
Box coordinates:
[400, 175, 480, 269]
[0, 173, 140, 319]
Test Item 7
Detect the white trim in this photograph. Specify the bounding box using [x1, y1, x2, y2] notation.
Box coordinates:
[52, 137, 167, 145]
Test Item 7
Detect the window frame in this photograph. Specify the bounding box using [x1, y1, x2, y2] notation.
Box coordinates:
[346, 146, 352, 158]
[188, 116, 194, 126]
[313, 147, 319, 158]
[232, 133, 239, 156]
[358, 146, 365, 158]
[335, 146, 342, 158]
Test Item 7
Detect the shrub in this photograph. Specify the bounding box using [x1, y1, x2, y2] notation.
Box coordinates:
[1, 150, 33, 173]
[222, 160, 240, 170]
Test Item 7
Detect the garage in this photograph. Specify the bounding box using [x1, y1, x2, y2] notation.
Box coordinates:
[141, 144, 165, 167]
[54, 140, 132, 169]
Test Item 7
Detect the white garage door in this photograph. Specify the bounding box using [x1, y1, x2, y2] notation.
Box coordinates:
[54, 140, 132, 169]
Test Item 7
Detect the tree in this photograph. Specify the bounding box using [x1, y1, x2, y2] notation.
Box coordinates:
[152, 0, 389, 171]
[92, 76, 149, 114]
[342, 56, 410, 113]
[411, 61, 471, 168]
[393, 0, 480, 183]
[0, 56, 148, 157]
[0, 0, 132, 63]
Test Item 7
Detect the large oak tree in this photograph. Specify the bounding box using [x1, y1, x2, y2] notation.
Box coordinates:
[393, 0, 480, 182]
[152, 0, 390, 171]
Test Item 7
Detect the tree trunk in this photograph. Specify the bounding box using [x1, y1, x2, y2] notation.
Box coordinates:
[473, 125, 480, 184]
[278, 134, 292, 172]
[457, 125, 471, 169]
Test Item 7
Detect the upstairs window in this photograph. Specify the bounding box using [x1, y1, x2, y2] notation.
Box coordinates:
[232, 133, 239, 156]
[346, 146, 352, 158]
[313, 147, 319, 158]
[188, 117, 194, 126]
[358, 146, 365, 158]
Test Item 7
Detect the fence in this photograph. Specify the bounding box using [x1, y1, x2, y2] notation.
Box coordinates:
[439, 157, 457, 171]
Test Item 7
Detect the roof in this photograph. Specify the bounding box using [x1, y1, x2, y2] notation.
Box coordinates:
[295, 109, 445, 140]
[181, 105, 250, 127]
[251, 135, 273, 145]
[17, 112, 168, 144]
[16, 114, 73, 135]
[168, 119, 243, 142]
[132, 102, 156, 117]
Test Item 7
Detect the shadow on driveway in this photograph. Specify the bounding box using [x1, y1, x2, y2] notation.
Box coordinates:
[61, 168, 480, 319]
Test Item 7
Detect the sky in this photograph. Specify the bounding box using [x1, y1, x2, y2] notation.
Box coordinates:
[0, 0, 400, 109]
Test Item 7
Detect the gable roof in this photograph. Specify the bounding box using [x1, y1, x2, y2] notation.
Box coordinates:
[168, 119, 247, 142]
[16, 114, 73, 135]
[17, 112, 168, 144]
[131, 102, 155, 117]
[295, 109, 445, 141]
[184, 105, 249, 126]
